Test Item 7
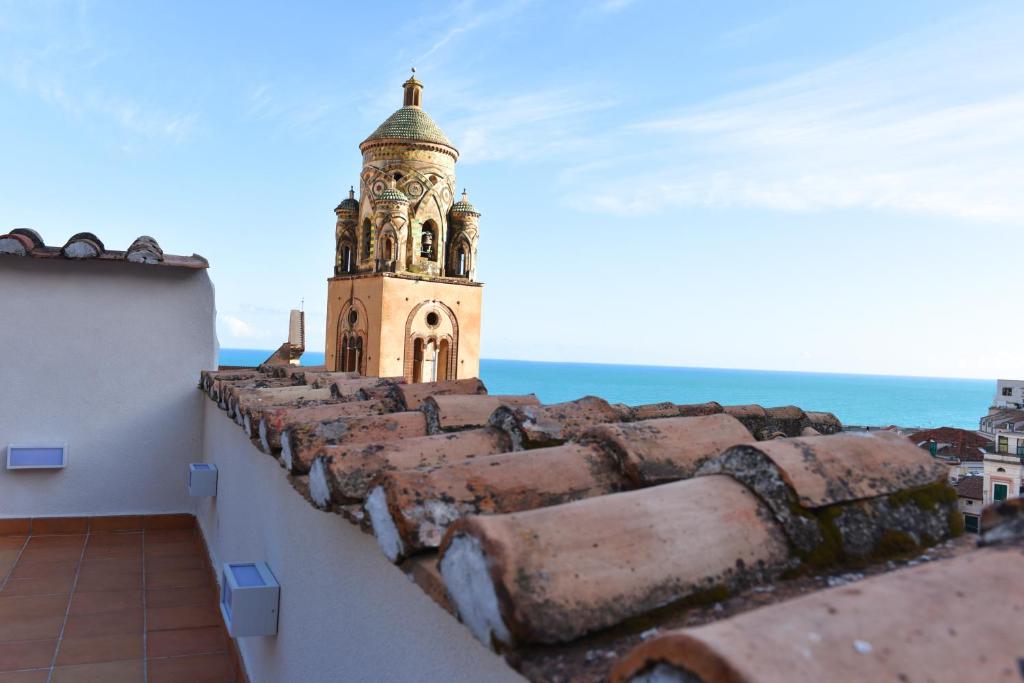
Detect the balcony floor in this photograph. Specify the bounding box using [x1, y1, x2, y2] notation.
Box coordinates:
[0, 525, 238, 682]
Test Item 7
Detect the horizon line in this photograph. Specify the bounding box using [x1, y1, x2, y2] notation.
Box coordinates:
[218, 347, 1001, 384]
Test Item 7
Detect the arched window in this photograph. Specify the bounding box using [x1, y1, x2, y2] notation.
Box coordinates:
[339, 333, 363, 374]
[343, 245, 353, 273]
[438, 338, 451, 381]
[383, 237, 394, 262]
[361, 219, 372, 259]
[457, 246, 467, 276]
[412, 338, 424, 383]
[421, 222, 437, 260]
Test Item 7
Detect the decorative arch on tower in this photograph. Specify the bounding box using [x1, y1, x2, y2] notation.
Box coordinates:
[335, 227, 357, 275]
[446, 232, 473, 278]
[336, 298, 369, 374]
[403, 300, 459, 383]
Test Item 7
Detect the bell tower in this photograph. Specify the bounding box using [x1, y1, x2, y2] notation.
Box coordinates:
[325, 71, 483, 381]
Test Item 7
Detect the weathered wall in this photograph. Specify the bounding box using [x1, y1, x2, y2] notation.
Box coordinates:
[0, 257, 217, 517]
[196, 401, 522, 683]
[325, 273, 482, 380]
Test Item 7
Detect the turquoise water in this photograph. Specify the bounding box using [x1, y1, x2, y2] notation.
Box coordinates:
[218, 349, 990, 429]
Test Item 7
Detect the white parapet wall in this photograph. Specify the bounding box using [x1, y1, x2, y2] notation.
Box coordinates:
[196, 400, 523, 683]
[0, 256, 217, 517]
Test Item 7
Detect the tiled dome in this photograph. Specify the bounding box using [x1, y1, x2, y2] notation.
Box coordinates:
[451, 190, 480, 216]
[363, 106, 453, 148]
[377, 187, 409, 203]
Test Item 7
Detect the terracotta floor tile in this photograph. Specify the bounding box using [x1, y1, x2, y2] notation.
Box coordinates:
[79, 557, 142, 574]
[142, 514, 196, 531]
[1, 575, 74, 596]
[145, 569, 210, 590]
[145, 555, 204, 573]
[0, 613, 65, 642]
[89, 517, 142, 533]
[51, 659, 144, 683]
[0, 520, 30, 536]
[10, 559, 79, 580]
[0, 538, 27, 551]
[24, 535, 85, 548]
[146, 604, 220, 631]
[0, 593, 70, 619]
[31, 518, 89, 535]
[81, 546, 142, 561]
[69, 590, 143, 616]
[0, 552, 18, 577]
[86, 534, 142, 549]
[56, 633, 143, 666]
[74, 570, 141, 593]
[16, 547, 82, 563]
[144, 542, 201, 559]
[147, 652, 234, 683]
[63, 608, 144, 638]
[146, 587, 217, 609]
[0, 639, 56, 671]
[0, 670, 50, 682]
[147, 626, 228, 658]
[145, 529, 198, 542]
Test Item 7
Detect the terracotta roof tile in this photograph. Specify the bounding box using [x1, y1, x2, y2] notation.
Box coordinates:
[309, 427, 513, 509]
[370, 442, 624, 562]
[393, 378, 487, 410]
[582, 414, 753, 486]
[253, 399, 387, 452]
[422, 394, 541, 433]
[197, 366, 1009, 683]
[281, 411, 429, 473]
[0, 230, 207, 268]
[955, 475, 983, 500]
[490, 396, 627, 449]
[610, 541, 1024, 683]
[697, 432, 955, 560]
[905, 427, 991, 462]
[438, 475, 791, 646]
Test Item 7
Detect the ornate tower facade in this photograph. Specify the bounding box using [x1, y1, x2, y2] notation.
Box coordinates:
[325, 72, 483, 381]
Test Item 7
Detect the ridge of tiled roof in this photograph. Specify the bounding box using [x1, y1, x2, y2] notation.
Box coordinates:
[196, 366, 1011, 683]
[0, 230, 208, 269]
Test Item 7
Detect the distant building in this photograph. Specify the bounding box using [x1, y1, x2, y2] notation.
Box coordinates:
[324, 71, 482, 382]
[983, 430, 1024, 505]
[979, 408, 1024, 436]
[904, 427, 989, 481]
[955, 476, 983, 533]
[992, 379, 1024, 409]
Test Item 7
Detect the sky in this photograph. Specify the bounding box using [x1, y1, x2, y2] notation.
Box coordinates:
[1, 0, 1022, 379]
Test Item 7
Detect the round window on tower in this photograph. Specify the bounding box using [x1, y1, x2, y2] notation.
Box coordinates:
[425, 311, 440, 328]
[348, 310, 358, 326]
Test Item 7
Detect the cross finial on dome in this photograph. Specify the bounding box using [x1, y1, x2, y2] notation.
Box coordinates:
[349, 186, 355, 199]
[462, 188, 468, 201]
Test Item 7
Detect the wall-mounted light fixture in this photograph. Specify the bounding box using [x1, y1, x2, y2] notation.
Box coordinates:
[6, 444, 67, 470]
[187, 463, 218, 497]
[220, 562, 280, 637]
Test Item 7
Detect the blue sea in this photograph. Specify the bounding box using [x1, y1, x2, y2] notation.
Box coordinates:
[218, 349, 991, 430]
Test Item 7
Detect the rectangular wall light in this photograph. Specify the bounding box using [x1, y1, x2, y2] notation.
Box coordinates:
[7, 444, 67, 470]
[220, 562, 280, 637]
[188, 463, 218, 497]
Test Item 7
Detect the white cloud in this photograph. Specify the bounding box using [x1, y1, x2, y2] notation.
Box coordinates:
[447, 89, 614, 163]
[570, 4, 1024, 223]
[220, 314, 261, 340]
[0, 4, 197, 140]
